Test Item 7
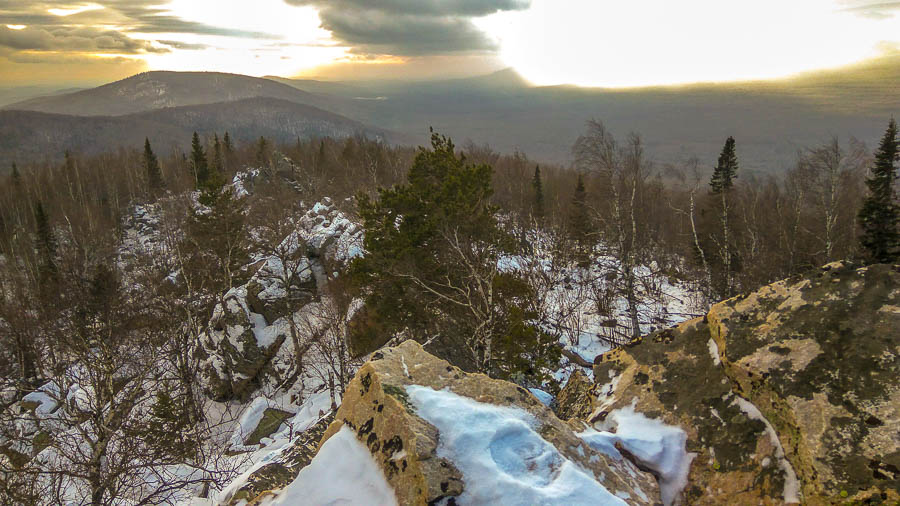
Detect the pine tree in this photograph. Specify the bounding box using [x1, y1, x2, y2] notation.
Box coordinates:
[143, 138, 164, 193]
[569, 174, 590, 249]
[858, 118, 899, 263]
[223, 131, 234, 171]
[256, 136, 269, 168]
[709, 136, 740, 297]
[10, 162, 21, 187]
[710, 136, 738, 194]
[211, 134, 223, 175]
[531, 165, 544, 220]
[190, 132, 208, 188]
[33, 201, 58, 287]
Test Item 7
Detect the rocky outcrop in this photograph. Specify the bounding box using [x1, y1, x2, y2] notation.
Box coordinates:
[577, 261, 899, 505]
[319, 340, 661, 505]
[200, 286, 289, 401]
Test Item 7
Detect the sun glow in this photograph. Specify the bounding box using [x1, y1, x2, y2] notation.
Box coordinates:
[47, 3, 104, 17]
[6, 24, 26, 30]
[138, 0, 348, 77]
[476, 0, 900, 87]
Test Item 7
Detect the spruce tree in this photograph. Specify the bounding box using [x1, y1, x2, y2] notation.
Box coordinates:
[143, 138, 164, 193]
[10, 162, 21, 187]
[569, 174, 590, 248]
[190, 132, 208, 188]
[531, 165, 545, 220]
[223, 131, 234, 171]
[858, 118, 899, 263]
[211, 134, 223, 175]
[709, 136, 740, 297]
[33, 201, 58, 287]
[256, 136, 269, 168]
[710, 136, 738, 194]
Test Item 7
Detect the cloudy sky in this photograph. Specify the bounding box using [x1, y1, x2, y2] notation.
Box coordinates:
[1, 0, 899, 87]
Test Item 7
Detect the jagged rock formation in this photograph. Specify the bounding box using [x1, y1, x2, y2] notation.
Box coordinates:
[570, 261, 899, 504]
[199, 198, 363, 401]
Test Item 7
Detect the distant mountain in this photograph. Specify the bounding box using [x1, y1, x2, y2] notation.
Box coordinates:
[3, 58, 898, 172]
[2, 71, 346, 117]
[0, 97, 399, 168]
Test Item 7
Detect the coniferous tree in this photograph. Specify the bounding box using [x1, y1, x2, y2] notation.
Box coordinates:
[211, 134, 223, 175]
[709, 136, 740, 296]
[532, 165, 545, 220]
[223, 131, 234, 171]
[33, 201, 58, 288]
[710, 136, 738, 193]
[256, 136, 269, 168]
[190, 132, 208, 188]
[569, 173, 590, 250]
[10, 162, 21, 186]
[143, 138, 164, 193]
[858, 118, 899, 263]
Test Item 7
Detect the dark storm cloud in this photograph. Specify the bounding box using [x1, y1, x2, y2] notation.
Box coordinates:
[0, 25, 167, 54]
[0, 1, 283, 49]
[285, 0, 530, 55]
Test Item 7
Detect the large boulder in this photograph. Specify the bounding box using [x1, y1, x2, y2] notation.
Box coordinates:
[707, 262, 899, 503]
[318, 340, 661, 505]
[583, 261, 899, 505]
[200, 287, 288, 401]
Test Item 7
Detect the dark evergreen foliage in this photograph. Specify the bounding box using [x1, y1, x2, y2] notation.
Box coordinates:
[710, 136, 738, 194]
[858, 118, 899, 263]
[143, 138, 164, 193]
[190, 132, 208, 188]
[532, 165, 544, 220]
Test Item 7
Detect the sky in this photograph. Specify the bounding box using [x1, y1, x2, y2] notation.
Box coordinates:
[0, 0, 899, 87]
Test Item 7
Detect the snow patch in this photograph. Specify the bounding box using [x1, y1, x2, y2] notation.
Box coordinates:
[406, 385, 627, 505]
[267, 426, 398, 506]
[582, 402, 695, 506]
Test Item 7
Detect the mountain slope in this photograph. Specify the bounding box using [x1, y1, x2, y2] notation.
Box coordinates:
[0, 97, 398, 168]
[2, 71, 347, 117]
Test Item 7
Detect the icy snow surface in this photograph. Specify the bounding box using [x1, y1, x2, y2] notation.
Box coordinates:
[406, 385, 628, 505]
[581, 402, 695, 506]
[267, 426, 398, 506]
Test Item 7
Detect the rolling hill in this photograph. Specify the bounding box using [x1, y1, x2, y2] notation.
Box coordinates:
[0, 97, 399, 169]
[2, 71, 347, 117]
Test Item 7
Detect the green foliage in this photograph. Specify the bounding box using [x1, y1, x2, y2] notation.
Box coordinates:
[33, 200, 58, 289]
[351, 131, 558, 377]
[143, 138, 164, 193]
[490, 275, 561, 385]
[256, 136, 269, 168]
[10, 162, 20, 186]
[184, 186, 249, 292]
[710, 136, 738, 194]
[146, 390, 198, 460]
[858, 118, 899, 263]
[568, 173, 590, 254]
[532, 164, 545, 219]
[190, 132, 208, 189]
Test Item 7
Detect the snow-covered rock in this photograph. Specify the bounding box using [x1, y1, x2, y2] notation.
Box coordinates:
[256, 340, 662, 505]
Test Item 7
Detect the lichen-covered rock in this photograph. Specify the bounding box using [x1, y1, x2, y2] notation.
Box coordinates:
[706, 261, 900, 504]
[200, 288, 288, 401]
[592, 318, 788, 505]
[589, 261, 900, 505]
[320, 340, 661, 505]
[555, 369, 599, 421]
